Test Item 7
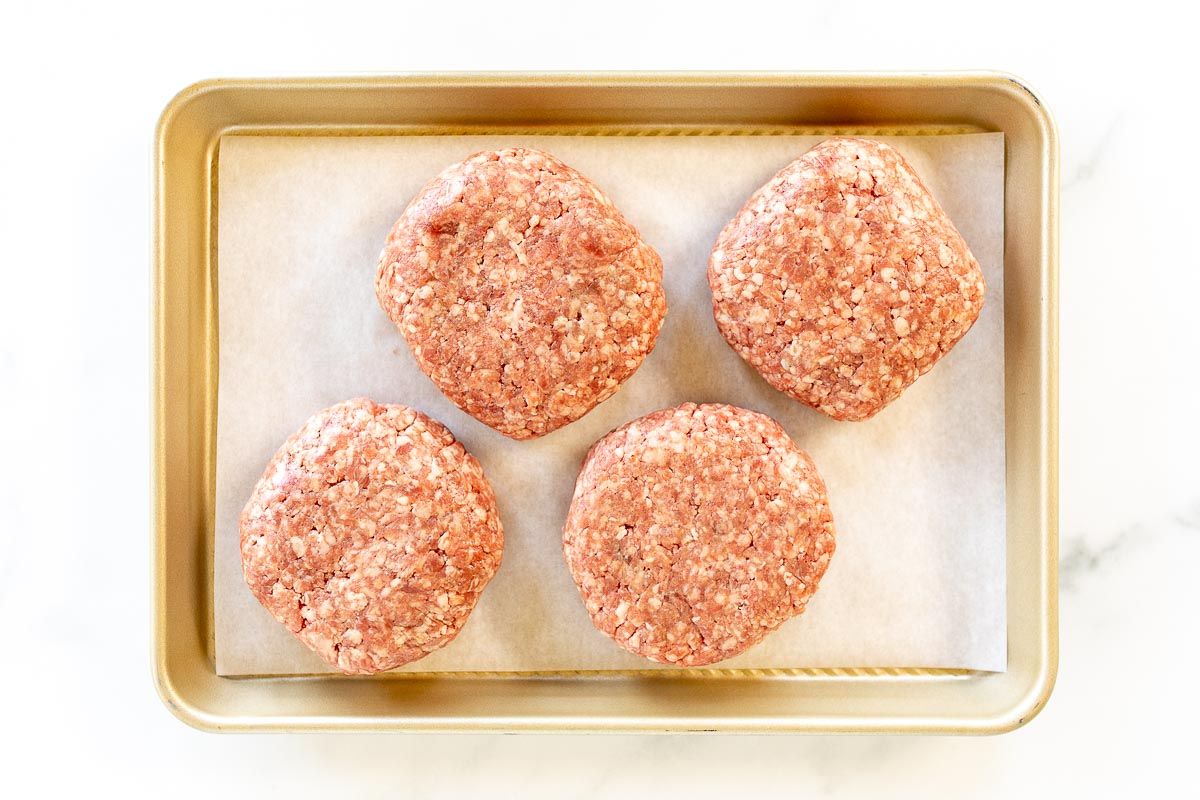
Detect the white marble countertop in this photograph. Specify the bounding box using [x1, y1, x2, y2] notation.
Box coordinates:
[2, 1, 1195, 796]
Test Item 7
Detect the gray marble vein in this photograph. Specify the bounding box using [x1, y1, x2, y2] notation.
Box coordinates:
[1063, 115, 1121, 193]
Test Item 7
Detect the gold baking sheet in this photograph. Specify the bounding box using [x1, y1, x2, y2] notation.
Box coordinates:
[153, 73, 1057, 733]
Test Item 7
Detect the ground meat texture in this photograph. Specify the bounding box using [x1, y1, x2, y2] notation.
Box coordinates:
[376, 147, 667, 440]
[562, 403, 836, 667]
[709, 138, 986, 421]
[239, 398, 503, 675]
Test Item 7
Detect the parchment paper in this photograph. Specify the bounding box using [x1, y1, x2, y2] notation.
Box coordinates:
[214, 133, 1006, 675]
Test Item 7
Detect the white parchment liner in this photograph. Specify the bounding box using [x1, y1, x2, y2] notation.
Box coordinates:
[214, 133, 1006, 675]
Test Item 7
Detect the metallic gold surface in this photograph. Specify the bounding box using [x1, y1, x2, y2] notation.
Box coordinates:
[153, 73, 1058, 733]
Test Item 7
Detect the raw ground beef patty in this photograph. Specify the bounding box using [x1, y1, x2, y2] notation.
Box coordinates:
[709, 137, 986, 421]
[239, 398, 503, 674]
[376, 147, 667, 440]
[562, 403, 836, 667]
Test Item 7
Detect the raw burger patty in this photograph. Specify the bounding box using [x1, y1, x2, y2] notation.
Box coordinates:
[239, 398, 503, 675]
[709, 137, 986, 421]
[562, 402, 836, 667]
[376, 147, 667, 439]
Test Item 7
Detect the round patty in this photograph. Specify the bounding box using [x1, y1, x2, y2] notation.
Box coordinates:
[562, 403, 836, 667]
[239, 398, 503, 674]
[376, 147, 667, 440]
[709, 137, 986, 421]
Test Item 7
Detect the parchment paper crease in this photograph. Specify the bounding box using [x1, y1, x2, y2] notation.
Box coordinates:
[214, 133, 1006, 675]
